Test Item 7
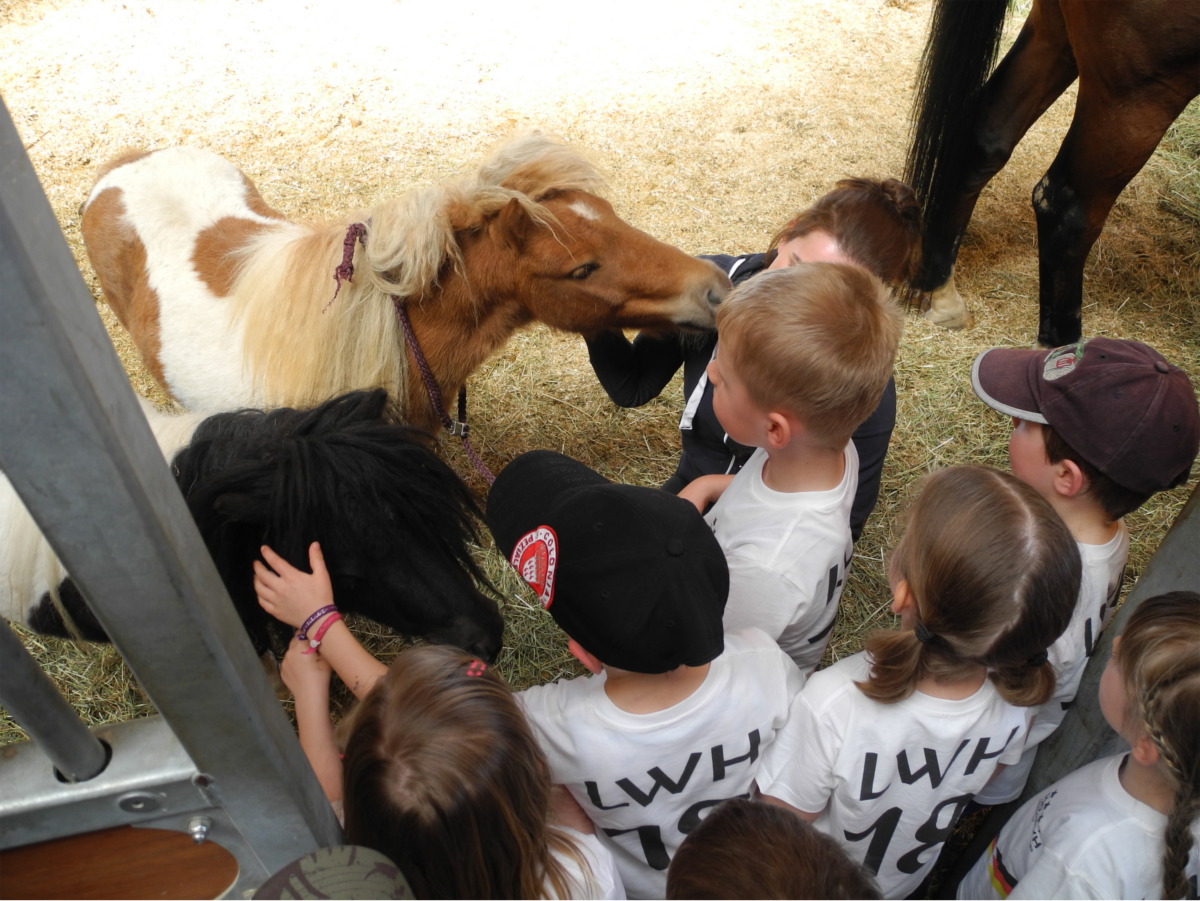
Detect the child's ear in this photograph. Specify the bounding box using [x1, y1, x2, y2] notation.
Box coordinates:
[890, 579, 915, 616]
[1130, 734, 1161, 767]
[1052, 458, 1088, 498]
[567, 639, 603, 674]
[765, 411, 793, 449]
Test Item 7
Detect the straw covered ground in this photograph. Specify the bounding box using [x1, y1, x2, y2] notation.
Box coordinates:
[0, 0, 1197, 742]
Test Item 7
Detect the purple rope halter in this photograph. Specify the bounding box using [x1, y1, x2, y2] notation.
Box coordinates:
[324, 222, 367, 311]
[395, 298, 495, 485]
[326, 223, 495, 485]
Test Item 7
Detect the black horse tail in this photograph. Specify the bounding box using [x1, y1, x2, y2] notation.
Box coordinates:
[904, 0, 1011, 291]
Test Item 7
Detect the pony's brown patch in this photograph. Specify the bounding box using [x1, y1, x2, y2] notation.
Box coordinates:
[193, 216, 276, 297]
[79, 187, 169, 390]
[91, 148, 155, 185]
[238, 172, 285, 222]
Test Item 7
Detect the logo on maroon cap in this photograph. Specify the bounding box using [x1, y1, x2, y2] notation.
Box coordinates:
[510, 526, 558, 608]
[1042, 343, 1084, 381]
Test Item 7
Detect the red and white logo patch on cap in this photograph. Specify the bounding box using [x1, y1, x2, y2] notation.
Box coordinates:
[1042, 342, 1084, 381]
[509, 526, 558, 609]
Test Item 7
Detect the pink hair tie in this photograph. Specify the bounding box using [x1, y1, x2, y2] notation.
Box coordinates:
[465, 659, 488, 677]
[303, 612, 342, 654]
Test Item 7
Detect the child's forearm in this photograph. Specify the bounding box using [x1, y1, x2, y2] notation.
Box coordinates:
[293, 689, 343, 803]
[678, 473, 734, 512]
[312, 621, 388, 699]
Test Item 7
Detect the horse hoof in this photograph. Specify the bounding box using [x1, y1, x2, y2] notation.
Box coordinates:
[923, 305, 974, 331]
[920, 277, 974, 331]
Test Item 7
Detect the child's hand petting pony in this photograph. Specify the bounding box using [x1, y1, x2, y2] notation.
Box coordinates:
[280, 632, 333, 700]
[255, 540, 387, 700]
[254, 542, 334, 630]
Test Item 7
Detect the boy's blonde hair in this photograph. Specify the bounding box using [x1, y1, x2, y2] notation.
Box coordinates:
[715, 262, 902, 448]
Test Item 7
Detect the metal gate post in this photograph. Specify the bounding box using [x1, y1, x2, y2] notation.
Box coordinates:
[0, 95, 341, 894]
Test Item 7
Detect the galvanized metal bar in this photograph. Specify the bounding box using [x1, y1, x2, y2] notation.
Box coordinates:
[0, 96, 341, 894]
[0, 621, 108, 783]
[0, 713, 267, 896]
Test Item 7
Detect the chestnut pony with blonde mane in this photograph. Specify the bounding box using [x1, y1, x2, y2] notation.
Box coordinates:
[82, 134, 728, 432]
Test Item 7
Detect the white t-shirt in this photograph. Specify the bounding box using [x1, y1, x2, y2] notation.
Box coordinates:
[518, 629, 804, 900]
[957, 753, 1200, 900]
[704, 444, 857, 672]
[756, 652, 1030, 899]
[975, 525, 1128, 805]
[552, 828, 626, 900]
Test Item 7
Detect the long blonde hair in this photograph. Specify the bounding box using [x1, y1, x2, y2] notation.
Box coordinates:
[858, 465, 1080, 705]
[341, 645, 587, 899]
[1113, 590, 1200, 899]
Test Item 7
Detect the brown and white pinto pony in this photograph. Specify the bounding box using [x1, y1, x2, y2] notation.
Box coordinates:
[81, 134, 729, 432]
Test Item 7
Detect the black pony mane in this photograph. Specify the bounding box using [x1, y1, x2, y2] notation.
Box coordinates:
[171, 389, 500, 656]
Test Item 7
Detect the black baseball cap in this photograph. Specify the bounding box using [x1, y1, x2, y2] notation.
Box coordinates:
[486, 451, 728, 674]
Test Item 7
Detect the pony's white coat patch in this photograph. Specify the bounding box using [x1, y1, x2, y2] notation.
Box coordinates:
[569, 199, 600, 221]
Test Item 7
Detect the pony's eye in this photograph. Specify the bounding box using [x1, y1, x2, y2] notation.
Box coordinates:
[568, 262, 599, 280]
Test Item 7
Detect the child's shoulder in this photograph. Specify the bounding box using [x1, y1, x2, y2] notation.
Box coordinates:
[799, 652, 871, 703]
[516, 670, 603, 718]
[1018, 755, 1165, 862]
[720, 628, 806, 685]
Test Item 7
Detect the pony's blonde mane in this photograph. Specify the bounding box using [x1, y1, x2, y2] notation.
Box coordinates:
[232, 133, 607, 413]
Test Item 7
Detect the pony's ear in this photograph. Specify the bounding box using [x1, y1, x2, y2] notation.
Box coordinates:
[491, 197, 533, 254]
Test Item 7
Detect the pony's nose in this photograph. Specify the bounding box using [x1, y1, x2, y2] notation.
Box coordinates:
[707, 287, 726, 308]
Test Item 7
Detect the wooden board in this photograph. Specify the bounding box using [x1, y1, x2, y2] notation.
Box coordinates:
[0, 826, 238, 900]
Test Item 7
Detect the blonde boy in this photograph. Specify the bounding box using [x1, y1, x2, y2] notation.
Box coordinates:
[970, 337, 1199, 803]
[680, 262, 903, 672]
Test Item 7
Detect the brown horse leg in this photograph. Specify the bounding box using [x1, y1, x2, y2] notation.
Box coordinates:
[922, 1, 1079, 326]
[1032, 81, 1197, 346]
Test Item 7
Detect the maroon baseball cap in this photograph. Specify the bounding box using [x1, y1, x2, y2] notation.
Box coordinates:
[486, 451, 728, 674]
[972, 338, 1199, 495]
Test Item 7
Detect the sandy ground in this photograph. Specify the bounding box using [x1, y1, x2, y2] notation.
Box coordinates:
[1, 0, 1196, 726]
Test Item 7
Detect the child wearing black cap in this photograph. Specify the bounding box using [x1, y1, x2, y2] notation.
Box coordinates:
[487, 450, 804, 901]
[970, 336, 1200, 804]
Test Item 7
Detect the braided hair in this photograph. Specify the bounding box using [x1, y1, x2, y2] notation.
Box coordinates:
[1113, 590, 1200, 899]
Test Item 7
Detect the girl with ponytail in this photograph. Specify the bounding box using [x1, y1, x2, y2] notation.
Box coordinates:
[755, 464, 1080, 899]
[958, 590, 1200, 899]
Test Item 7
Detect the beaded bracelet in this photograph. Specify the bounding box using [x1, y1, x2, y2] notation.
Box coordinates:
[303, 612, 343, 654]
[297, 605, 338, 641]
